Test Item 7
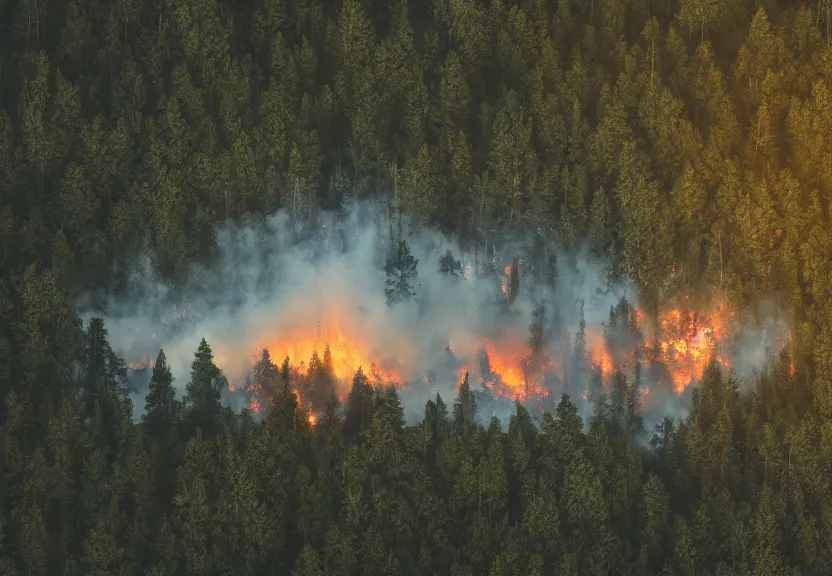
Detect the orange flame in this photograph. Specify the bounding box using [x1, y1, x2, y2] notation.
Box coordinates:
[456, 329, 552, 402]
[501, 265, 512, 301]
[649, 299, 735, 393]
[256, 301, 407, 390]
[133, 273, 767, 417]
[127, 354, 155, 371]
[586, 330, 614, 378]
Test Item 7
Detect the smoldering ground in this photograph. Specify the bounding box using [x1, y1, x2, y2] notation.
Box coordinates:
[79, 202, 790, 432]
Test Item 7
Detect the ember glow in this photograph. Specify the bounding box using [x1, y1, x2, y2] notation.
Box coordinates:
[250, 294, 412, 390]
[454, 331, 553, 402]
[586, 331, 614, 378]
[107, 208, 789, 424]
[241, 295, 742, 412]
[501, 265, 512, 302]
[127, 353, 155, 371]
[649, 299, 736, 393]
[581, 297, 740, 394]
[126, 288, 776, 421]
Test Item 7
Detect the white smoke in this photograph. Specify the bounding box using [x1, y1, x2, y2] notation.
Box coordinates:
[79, 202, 788, 429]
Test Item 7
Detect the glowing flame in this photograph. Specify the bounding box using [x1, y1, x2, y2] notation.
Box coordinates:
[501, 265, 512, 302]
[456, 329, 552, 402]
[127, 354, 154, 371]
[649, 299, 735, 393]
[241, 293, 742, 412]
[586, 331, 614, 378]
[256, 303, 406, 388]
[129, 272, 769, 418]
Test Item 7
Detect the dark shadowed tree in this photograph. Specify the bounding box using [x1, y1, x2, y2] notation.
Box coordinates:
[343, 366, 374, 443]
[183, 338, 226, 439]
[385, 239, 419, 306]
[453, 372, 477, 432]
[143, 349, 180, 438]
[439, 249, 463, 278]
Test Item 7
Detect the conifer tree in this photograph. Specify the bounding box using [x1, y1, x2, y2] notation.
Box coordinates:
[183, 338, 225, 438]
[453, 372, 477, 431]
[143, 349, 179, 437]
[438, 249, 463, 278]
[384, 239, 419, 306]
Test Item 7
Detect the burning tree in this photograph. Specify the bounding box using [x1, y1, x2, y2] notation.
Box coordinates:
[506, 257, 520, 306]
[306, 347, 336, 410]
[250, 349, 281, 412]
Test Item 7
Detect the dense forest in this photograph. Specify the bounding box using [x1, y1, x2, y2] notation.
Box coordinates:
[1, 0, 832, 573]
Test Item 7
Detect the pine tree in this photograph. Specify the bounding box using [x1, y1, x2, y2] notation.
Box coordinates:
[453, 372, 477, 431]
[384, 239, 419, 306]
[143, 349, 179, 437]
[343, 366, 374, 443]
[183, 338, 225, 438]
[439, 249, 463, 278]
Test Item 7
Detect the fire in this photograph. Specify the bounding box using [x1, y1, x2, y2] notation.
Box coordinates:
[500, 259, 521, 305]
[241, 292, 741, 413]
[456, 329, 552, 402]
[256, 302, 407, 388]
[501, 265, 512, 301]
[586, 331, 614, 378]
[127, 258, 772, 420]
[127, 354, 154, 371]
[649, 299, 735, 393]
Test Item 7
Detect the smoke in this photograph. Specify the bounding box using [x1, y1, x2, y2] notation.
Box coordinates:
[79, 202, 789, 431]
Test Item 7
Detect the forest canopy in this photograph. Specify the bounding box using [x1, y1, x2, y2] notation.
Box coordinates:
[0, 0, 831, 574]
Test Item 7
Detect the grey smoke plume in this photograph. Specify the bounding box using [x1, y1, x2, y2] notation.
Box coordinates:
[80, 202, 789, 430]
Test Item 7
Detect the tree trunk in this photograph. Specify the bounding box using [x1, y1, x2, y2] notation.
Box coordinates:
[35, 0, 40, 51]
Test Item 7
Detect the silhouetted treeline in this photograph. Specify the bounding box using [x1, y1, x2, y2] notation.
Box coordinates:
[1, 0, 831, 573]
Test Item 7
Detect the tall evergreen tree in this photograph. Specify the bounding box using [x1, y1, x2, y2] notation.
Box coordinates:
[453, 372, 477, 432]
[143, 349, 179, 437]
[384, 239, 419, 306]
[183, 338, 225, 439]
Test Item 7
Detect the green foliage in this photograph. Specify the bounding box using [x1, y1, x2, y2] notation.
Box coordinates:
[183, 338, 226, 439]
[438, 249, 463, 278]
[1, 0, 832, 573]
[384, 239, 419, 306]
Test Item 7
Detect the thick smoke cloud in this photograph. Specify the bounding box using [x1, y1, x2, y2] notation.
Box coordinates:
[80, 202, 788, 431]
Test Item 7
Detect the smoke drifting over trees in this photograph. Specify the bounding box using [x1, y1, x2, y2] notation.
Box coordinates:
[91, 203, 786, 434]
[1, 0, 831, 573]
